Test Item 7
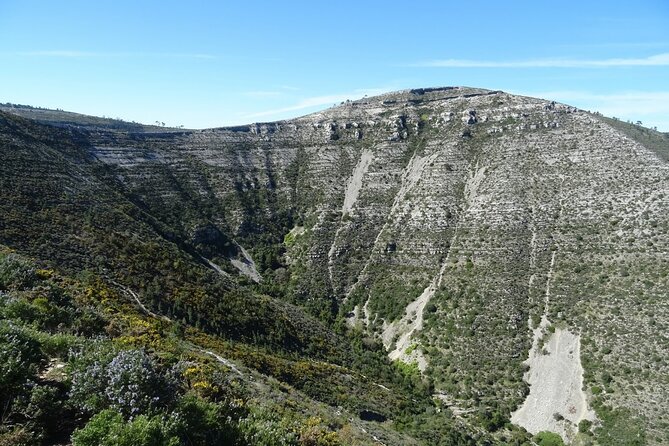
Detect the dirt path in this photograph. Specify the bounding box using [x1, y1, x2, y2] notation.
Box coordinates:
[511, 194, 596, 442]
[202, 350, 243, 376]
[111, 280, 244, 379]
[110, 280, 171, 322]
[345, 151, 438, 300]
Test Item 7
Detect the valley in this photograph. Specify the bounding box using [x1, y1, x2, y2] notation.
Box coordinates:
[1, 87, 668, 445]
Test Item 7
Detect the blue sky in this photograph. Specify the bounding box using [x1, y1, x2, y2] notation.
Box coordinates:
[1, 1, 668, 130]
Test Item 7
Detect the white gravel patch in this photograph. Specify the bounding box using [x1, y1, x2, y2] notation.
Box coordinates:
[511, 324, 596, 443]
[342, 149, 373, 214]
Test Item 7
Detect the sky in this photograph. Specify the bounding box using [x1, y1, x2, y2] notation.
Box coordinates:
[1, 0, 668, 130]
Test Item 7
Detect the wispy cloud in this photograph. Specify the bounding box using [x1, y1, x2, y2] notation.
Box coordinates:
[12, 50, 216, 59]
[243, 90, 284, 98]
[414, 53, 669, 68]
[556, 42, 669, 50]
[242, 88, 389, 120]
[243, 94, 355, 119]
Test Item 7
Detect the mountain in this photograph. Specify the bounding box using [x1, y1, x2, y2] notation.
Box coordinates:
[1, 87, 667, 446]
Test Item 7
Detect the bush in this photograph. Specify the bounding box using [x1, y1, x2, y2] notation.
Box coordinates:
[71, 409, 180, 446]
[595, 406, 646, 446]
[478, 408, 507, 432]
[71, 386, 246, 445]
[0, 321, 43, 396]
[578, 419, 593, 433]
[298, 417, 340, 446]
[68, 342, 118, 414]
[70, 347, 178, 417]
[0, 253, 36, 290]
[104, 350, 174, 417]
[601, 372, 613, 384]
[0, 426, 36, 446]
[534, 431, 565, 446]
[169, 393, 244, 445]
[13, 384, 66, 438]
[239, 407, 299, 446]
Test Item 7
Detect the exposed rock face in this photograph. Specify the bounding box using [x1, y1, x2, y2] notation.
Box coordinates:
[462, 109, 477, 124]
[2, 86, 667, 443]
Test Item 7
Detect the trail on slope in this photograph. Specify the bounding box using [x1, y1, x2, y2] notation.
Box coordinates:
[345, 151, 439, 300]
[202, 349, 243, 376]
[511, 186, 596, 443]
[111, 279, 245, 378]
[381, 158, 482, 371]
[110, 280, 171, 322]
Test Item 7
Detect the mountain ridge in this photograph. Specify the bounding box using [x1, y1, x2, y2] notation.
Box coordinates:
[1, 87, 668, 445]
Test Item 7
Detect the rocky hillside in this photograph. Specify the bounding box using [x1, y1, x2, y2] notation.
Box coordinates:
[1, 87, 667, 445]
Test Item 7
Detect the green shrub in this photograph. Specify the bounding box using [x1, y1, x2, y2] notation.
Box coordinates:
[534, 431, 565, 446]
[238, 407, 299, 446]
[0, 253, 36, 290]
[595, 406, 646, 446]
[170, 393, 244, 445]
[0, 321, 43, 396]
[578, 419, 593, 434]
[478, 408, 507, 432]
[71, 409, 180, 446]
[0, 426, 36, 446]
[12, 384, 67, 440]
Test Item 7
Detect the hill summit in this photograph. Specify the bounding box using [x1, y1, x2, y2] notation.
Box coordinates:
[1, 87, 668, 445]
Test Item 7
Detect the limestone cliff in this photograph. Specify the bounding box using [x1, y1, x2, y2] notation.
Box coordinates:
[1, 87, 667, 444]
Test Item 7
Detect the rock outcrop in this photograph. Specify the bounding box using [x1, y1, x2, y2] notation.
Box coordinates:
[1, 86, 667, 444]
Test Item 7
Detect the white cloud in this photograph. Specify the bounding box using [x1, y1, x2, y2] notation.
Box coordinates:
[243, 94, 353, 119]
[556, 42, 669, 50]
[415, 53, 669, 68]
[242, 88, 389, 120]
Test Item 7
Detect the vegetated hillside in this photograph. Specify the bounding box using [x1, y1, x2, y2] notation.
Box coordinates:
[1, 86, 667, 446]
[596, 114, 669, 161]
[1, 110, 473, 446]
[0, 102, 183, 132]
